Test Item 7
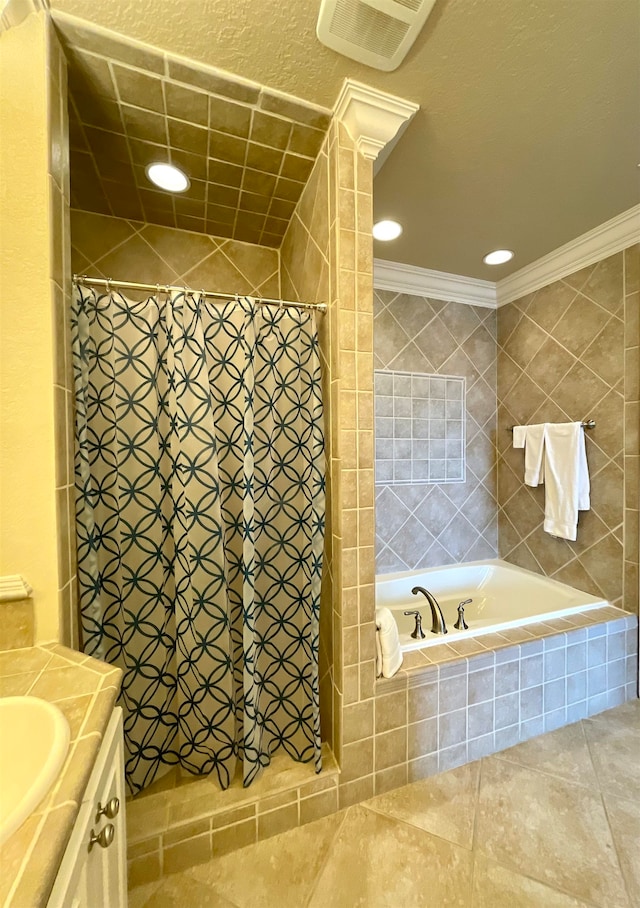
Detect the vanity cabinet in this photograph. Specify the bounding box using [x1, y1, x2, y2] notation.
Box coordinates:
[47, 708, 128, 908]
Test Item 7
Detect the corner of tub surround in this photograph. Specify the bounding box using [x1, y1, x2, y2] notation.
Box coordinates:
[0, 643, 122, 908]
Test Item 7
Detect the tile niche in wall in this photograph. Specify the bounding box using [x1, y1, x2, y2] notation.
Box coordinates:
[374, 370, 465, 484]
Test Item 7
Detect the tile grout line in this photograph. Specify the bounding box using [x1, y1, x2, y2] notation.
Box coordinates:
[301, 808, 350, 908]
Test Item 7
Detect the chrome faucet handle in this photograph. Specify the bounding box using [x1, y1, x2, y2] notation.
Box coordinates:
[403, 609, 426, 639]
[454, 599, 471, 631]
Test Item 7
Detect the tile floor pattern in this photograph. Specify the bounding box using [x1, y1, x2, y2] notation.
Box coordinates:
[129, 699, 639, 907]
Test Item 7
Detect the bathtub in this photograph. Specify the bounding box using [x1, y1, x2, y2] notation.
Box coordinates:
[376, 560, 608, 652]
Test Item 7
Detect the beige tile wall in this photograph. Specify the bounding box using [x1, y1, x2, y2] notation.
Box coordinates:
[48, 20, 76, 648]
[70, 209, 280, 296]
[280, 137, 333, 747]
[624, 244, 640, 615]
[0, 599, 35, 651]
[497, 251, 638, 611]
[374, 293, 498, 572]
[327, 124, 378, 806]
[281, 121, 377, 794]
[55, 15, 330, 245]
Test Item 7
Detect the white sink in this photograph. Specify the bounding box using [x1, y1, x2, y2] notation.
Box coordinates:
[0, 696, 70, 844]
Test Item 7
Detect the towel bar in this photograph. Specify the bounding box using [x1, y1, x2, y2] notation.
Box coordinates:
[507, 419, 595, 431]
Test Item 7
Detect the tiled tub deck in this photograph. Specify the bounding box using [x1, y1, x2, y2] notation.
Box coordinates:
[127, 604, 638, 887]
[370, 604, 638, 781]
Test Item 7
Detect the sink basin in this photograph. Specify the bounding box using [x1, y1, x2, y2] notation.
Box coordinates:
[0, 696, 70, 844]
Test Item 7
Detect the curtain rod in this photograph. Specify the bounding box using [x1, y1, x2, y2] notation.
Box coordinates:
[508, 420, 595, 431]
[73, 275, 327, 314]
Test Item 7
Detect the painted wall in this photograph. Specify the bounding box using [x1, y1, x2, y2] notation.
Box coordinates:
[374, 292, 498, 572]
[0, 9, 71, 643]
[497, 248, 639, 612]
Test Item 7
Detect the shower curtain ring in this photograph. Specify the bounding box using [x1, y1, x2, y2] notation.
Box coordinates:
[106, 277, 112, 292]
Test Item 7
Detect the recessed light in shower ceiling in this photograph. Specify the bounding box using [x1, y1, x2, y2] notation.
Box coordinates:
[483, 249, 514, 265]
[373, 220, 403, 241]
[145, 162, 190, 193]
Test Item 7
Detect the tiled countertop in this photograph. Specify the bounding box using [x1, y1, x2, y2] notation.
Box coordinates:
[0, 643, 122, 908]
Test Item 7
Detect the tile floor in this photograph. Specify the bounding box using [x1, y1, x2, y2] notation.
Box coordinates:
[129, 698, 639, 907]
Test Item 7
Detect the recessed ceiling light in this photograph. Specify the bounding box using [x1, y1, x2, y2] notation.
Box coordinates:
[146, 162, 190, 193]
[483, 249, 514, 265]
[373, 219, 403, 241]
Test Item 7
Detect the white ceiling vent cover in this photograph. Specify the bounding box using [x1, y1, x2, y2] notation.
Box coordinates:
[317, 0, 437, 71]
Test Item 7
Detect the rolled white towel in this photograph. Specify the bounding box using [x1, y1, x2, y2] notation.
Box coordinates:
[376, 607, 403, 679]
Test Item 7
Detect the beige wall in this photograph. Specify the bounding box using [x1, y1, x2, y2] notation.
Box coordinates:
[0, 8, 72, 644]
[374, 293, 498, 572]
[497, 248, 639, 613]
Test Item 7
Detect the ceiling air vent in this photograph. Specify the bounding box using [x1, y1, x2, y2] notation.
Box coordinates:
[317, 0, 437, 71]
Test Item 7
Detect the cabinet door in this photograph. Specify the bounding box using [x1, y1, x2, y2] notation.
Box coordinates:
[85, 710, 127, 907]
[48, 709, 128, 908]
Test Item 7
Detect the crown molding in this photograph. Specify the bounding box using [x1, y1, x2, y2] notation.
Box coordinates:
[374, 205, 640, 309]
[374, 259, 497, 308]
[496, 205, 640, 306]
[0, 575, 33, 602]
[334, 79, 419, 161]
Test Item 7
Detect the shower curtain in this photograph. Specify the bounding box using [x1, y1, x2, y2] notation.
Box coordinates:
[72, 287, 325, 795]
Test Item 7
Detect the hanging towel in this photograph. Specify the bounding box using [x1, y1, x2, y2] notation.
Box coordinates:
[542, 422, 590, 541]
[375, 607, 403, 679]
[513, 423, 545, 486]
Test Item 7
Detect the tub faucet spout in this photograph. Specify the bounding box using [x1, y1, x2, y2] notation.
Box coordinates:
[411, 586, 448, 635]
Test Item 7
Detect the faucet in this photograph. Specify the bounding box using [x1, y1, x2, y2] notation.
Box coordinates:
[454, 598, 472, 630]
[411, 586, 448, 635]
[402, 609, 426, 639]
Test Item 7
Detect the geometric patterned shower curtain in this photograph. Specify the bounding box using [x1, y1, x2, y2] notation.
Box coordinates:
[72, 287, 325, 795]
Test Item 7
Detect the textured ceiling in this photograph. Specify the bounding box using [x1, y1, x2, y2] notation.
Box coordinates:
[49, 0, 640, 277]
[57, 17, 331, 245]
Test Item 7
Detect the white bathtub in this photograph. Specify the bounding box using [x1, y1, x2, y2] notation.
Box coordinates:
[376, 560, 608, 652]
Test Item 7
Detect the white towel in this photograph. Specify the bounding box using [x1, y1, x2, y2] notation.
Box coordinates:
[513, 423, 545, 486]
[542, 422, 590, 541]
[375, 607, 403, 679]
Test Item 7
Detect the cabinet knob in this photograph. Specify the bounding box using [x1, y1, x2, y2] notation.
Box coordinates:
[96, 797, 120, 821]
[88, 823, 115, 851]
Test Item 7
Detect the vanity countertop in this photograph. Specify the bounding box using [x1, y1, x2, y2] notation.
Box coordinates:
[0, 643, 122, 908]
